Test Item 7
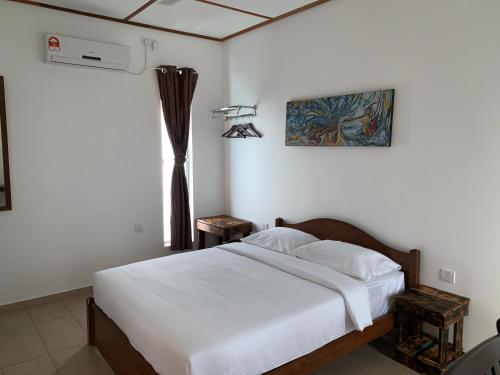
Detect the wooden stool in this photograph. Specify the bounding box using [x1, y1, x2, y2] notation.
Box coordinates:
[393, 285, 469, 374]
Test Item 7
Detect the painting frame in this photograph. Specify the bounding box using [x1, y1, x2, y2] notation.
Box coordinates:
[286, 89, 395, 147]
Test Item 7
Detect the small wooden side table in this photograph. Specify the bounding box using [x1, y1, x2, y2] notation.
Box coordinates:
[393, 285, 470, 374]
[196, 215, 252, 249]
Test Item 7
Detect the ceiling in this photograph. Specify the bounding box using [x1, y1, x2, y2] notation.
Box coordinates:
[9, 0, 330, 42]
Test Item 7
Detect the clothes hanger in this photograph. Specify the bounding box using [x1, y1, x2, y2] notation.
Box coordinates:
[222, 116, 242, 138]
[237, 124, 253, 138]
[244, 123, 262, 138]
[222, 117, 262, 139]
[222, 124, 238, 137]
[225, 126, 248, 138]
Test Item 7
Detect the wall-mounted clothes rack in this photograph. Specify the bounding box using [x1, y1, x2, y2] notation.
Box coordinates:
[212, 105, 262, 139]
[212, 105, 257, 121]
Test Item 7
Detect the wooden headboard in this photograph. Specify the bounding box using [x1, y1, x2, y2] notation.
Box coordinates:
[275, 218, 420, 289]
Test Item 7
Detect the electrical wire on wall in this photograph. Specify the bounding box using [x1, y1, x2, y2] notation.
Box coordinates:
[127, 38, 159, 76]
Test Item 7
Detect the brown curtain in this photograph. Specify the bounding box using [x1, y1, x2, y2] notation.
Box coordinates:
[156, 65, 198, 250]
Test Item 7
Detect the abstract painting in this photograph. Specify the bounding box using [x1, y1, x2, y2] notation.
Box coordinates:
[286, 89, 394, 146]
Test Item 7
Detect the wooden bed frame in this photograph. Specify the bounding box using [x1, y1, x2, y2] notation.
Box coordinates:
[87, 217, 420, 375]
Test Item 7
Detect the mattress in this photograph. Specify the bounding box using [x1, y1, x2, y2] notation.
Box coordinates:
[93, 243, 404, 375]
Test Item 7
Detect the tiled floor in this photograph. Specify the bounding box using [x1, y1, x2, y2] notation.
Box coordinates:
[0, 290, 113, 375]
[316, 345, 417, 374]
[0, 290, 417, 375]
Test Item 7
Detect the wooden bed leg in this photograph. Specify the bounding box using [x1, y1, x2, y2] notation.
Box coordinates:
[87, 297, 95, 346]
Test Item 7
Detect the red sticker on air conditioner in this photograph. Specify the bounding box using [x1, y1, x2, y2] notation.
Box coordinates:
[48, 36, 60, 52]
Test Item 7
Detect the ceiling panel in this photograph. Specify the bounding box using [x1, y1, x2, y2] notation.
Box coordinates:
[10, 0, 329, 41]
[39, 0, 146, 19]
[132, 0, 264, 39]
[214, 0, 314, 18]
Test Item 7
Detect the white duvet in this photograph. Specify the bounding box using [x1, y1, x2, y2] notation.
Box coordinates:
[93, 243, 380, 375]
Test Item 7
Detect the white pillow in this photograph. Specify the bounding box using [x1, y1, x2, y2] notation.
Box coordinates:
[241, 227, 319, 254]
[291, 240, 401, 280]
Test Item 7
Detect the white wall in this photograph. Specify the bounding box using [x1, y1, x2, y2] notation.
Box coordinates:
[224, 0, 500, 349]
[0, 1, 225, 305]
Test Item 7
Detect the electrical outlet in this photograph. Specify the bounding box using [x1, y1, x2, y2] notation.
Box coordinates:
[142, 38, 158, 52]
[134, 224, 144, 234]
[439, 268, 456, 284]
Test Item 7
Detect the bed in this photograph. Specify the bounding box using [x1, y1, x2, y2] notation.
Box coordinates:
[87, 217, 420, 375]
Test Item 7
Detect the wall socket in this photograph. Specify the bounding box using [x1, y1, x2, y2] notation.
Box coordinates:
[134, 224, 144, 234]
[439, 268, 456, 284]
[143, 38, 158, 52]
[252, 223, 270, 232]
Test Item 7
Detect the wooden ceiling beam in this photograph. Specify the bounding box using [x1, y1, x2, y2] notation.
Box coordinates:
[7, 0, 222, 42]
[124, 0, 157, 21]
[221, 0, 331, 41]
[7, 0, 332, 43]
[194, 0, 272, 20]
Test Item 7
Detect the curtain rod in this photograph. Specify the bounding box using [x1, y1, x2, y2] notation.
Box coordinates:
[152, 67, 196, 74]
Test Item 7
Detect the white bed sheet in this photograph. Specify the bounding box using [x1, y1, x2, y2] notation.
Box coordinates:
[93, 243, 404, 375]
[362, 270, 405, 319]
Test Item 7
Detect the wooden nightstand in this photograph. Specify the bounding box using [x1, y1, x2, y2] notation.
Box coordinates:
[196, 215, 252, 249]
[393, 285, 469, 374]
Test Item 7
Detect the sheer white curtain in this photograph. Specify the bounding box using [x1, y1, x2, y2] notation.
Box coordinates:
[161, 120, 174, 245]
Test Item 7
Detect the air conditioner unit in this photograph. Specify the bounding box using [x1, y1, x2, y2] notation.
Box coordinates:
[44, 33, 130, 72]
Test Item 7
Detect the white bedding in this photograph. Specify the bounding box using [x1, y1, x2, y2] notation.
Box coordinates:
[93, 242, 404, 375]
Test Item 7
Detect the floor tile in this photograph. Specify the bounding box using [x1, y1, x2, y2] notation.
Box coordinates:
[28, 302, 70, 324]
[0, 325, 47, 367]
[2, 356, 56, 375]
[0, 303, 27, 315]
[315, 345, 418, 375]
[73, 313, 87, 333]
[59, 287, 93, 300]
[0, 309, 33, 333]
[51, 345, 114, 375]
[60, 294, 91, 315]
[36, 316, 85, 353]
[25, 296, 60, 308]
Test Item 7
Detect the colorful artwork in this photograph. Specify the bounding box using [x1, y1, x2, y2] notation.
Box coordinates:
[286, 89, 394, 146]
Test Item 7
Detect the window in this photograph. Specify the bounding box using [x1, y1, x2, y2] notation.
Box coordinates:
[161, 115, 193, 246]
